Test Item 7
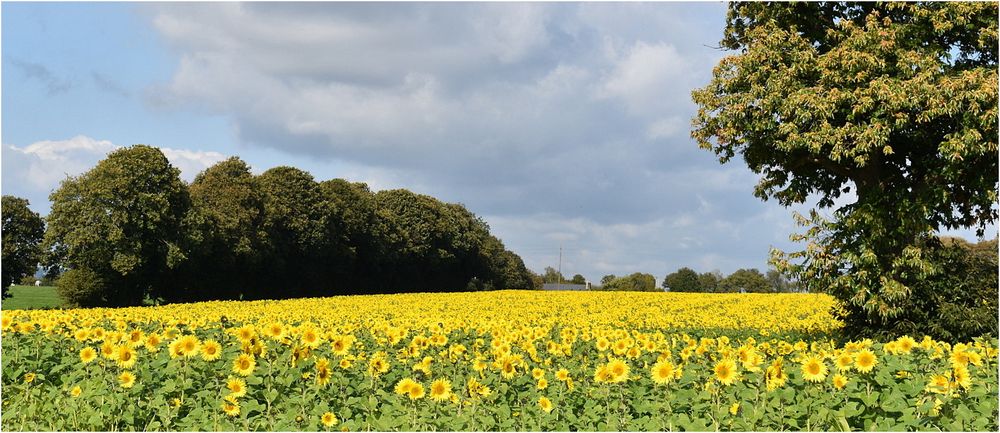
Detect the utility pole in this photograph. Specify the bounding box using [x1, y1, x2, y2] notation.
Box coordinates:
[558, 243, 563, 285]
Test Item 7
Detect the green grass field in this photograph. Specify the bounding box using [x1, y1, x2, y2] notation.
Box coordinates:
[1, 285, 64, 310]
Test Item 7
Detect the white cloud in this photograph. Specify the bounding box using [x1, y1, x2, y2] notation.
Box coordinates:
[646, 116, 685, 139]
[2, 135, 230, 213]
[4, 135, 116, 191]
[472, 3, 551, 63]
[600, 41, 689, 116]
[159, 147, 227, 180]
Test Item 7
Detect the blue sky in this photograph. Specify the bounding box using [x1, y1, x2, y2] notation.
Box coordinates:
[2, 2, 992, 284]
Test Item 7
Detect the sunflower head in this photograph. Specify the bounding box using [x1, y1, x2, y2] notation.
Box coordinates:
[321, 412, 338, 428]
[429, 379, 452, 401]
[538, 396, 554, 413]
[801, 356, 828, 383]
[80, 347, 97, 364]
[714, 359, 738, 386]
[651, 360, 675, 385]
[855, 350, 877, 373]
[118, 371, 136, 389]
[395, 378, 418, 395]
[607, 358, 630, 383]
[832, 374, 848, 390]
[227, 377, 247, 398]
[233, 353, 256, 376]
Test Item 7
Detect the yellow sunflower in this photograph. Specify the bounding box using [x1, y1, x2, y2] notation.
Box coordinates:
[800, 356, 828, 382]
[537, 378, 549, 390]
[114, 345, 138, 369]
[316, 358, 332, 387]
[395, 378, 418, 395]
[953, 365, 972, 390]
[595, 337, 611, 352]
[221, 400, 240, 417]
[301, 327, 321, 349]
[201, 340, 222, 361]
[538, 396, 554, 413]
[407, 382, 426, 400]
[265, 322, 285, 340]
[321, 412, 339, 428]
[429, 379, 452, 402]
[555, 368, 570, 382]
[118, 371, 136, 389]
[80, 347, 97, 364]
[101, 341, 116, 359]
[226, 377, 247, 398]
[925, 374, 951, 394]
[832, 373, 848, 390]
[531, 367, 545, 380]
[367, 351, 390, 377]
[714, 359, 738, 386]
[607, 358, 630, 383]
[232, 353, 256, 376]
[176, 335, 201, 358]
[235, 325, 256, 344]
[835, 353, 854, 372]
[144, 334, 162, 352]
[855, 349, 877, 373]
[896, 336, 916, 354]
[651, 360, 675, 385]
[330, 335, 352, 356]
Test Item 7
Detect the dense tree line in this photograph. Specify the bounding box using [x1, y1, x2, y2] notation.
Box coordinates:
[661, 267, 800, 293]
[34, 145, 532, 307]
[596, 273, 658, 292]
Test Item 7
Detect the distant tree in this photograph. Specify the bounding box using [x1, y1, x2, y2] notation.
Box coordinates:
[663, 267, 700, 292]
[719, 268, 769, 293]
[529, 270, 544, 290]
[765, 269, 790, 293]
[2, 195, 45, 298]
[44, 145, 190, 307]
[693, 2, 998, 336]
[541, 267, 564, 284]
[570, 274, 586, 285]
[600, 274, 616, 286]
[698, 271, 723, 293]
[604, 272, 658, 292]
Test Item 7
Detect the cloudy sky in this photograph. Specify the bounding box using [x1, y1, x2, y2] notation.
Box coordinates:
[2, 2, 990, 283]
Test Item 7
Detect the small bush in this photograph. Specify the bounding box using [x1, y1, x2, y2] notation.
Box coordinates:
[57, 268, 108, 307]
[837, 238, 998, 341]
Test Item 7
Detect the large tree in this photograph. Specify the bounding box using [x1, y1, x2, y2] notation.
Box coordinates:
[1, 195, 45, 298]
[663, 267, 700, 292]
[692, 2, 998, 335]
[319, 179, 383, 293]
[44, 145, 190, 306]
[178, 157, 268, 302]
[257, 166, 330, 299]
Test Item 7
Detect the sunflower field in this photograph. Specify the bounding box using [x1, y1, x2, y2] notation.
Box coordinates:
[1, 290, 996, 431]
